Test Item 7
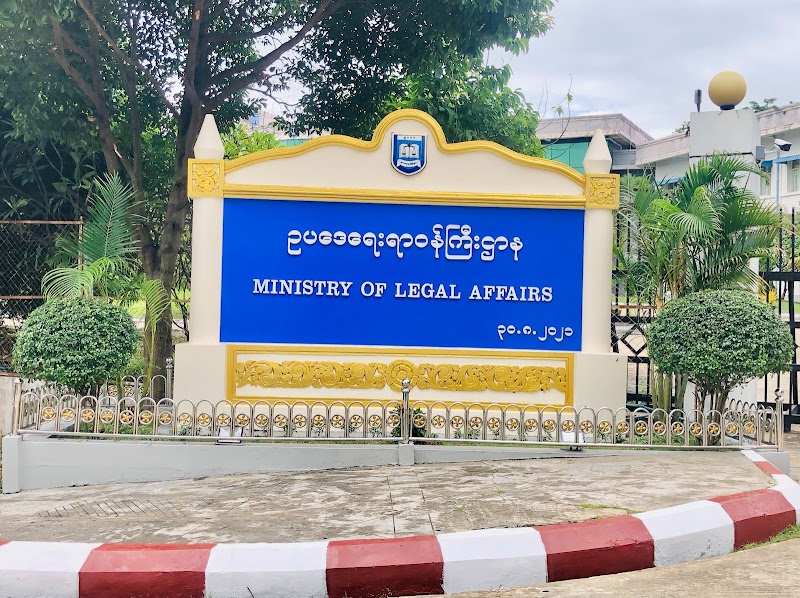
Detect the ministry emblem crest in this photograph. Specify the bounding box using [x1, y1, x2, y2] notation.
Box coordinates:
[391, 133, 427, 175]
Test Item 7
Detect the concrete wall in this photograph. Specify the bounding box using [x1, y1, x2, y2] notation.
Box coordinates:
[1, 436, 401, 493]
[653, 156, 690, 183]
[0, 374, 15, 435]
[4, 437, 572, 493]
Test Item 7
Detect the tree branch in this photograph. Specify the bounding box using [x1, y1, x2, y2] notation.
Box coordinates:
[50, 20, 104, 110]
[183, 0, 207, 111]
[205, 0, 346, 109]
[205, 14, 290, 46]
[75, 0, 178, 117]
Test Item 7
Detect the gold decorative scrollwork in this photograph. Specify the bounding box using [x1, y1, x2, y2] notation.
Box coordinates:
[188, 159, 224, 197]
[235, 359, 568, 394]
[585, 174, 620, 209]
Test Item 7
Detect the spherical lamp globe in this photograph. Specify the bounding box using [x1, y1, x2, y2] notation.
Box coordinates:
[708, 71, 747, 110]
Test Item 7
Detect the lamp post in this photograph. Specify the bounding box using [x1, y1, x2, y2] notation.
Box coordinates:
[776, 146, 782, 209]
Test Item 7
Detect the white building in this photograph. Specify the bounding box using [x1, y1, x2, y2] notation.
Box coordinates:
[636, 104, 800, 208]
[542, 103, 800, 209]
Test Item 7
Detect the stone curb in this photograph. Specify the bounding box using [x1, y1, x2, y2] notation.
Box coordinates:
[0, 450, 796, 597]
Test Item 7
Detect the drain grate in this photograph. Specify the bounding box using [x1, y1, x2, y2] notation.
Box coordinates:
[39, 498, 214, 519]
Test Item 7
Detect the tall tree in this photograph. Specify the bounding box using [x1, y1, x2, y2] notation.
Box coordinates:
[0, 1, 554, 372]
[286, 52, 546, 157]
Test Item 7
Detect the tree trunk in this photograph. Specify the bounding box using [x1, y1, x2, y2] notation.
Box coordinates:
[141, 105, 204, 385]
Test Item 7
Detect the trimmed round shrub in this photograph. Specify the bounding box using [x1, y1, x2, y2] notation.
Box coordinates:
[13, 297, 137, 391]
[648, 290, 794, 410]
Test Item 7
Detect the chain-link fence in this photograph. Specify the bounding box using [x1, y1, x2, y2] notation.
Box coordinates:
[0, 219, 82, 371]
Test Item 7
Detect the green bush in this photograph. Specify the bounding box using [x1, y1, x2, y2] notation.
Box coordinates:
[13, 297, 137, 392]
[648, 290, 794, 412]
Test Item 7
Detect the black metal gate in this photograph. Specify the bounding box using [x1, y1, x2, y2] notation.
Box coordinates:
[761, 208, 800, 430]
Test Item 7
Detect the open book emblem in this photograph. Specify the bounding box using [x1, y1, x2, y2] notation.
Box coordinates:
[391, 133, 427, 175]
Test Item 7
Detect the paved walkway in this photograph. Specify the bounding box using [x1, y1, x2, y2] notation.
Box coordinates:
[438, 538, 800, 598]
[0, 450, 773, 544]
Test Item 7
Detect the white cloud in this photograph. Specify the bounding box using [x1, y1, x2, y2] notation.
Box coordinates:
[494, 0, 800, 138]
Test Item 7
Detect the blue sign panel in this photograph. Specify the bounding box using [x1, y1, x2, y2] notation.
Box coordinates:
[220, 198, 584, 351]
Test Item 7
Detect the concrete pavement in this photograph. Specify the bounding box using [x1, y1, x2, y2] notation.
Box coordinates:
[0, 450, 772, 544]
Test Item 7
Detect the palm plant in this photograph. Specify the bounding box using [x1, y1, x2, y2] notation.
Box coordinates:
[42, 173, 169, 386]
[616, 155, 781, 411]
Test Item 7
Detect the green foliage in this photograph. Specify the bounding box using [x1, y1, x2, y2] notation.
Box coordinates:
[42, 173, 169, 381]
[749, 98, 779, 112]
[648, 290, 794, 408]
[389, 57, 544, 156]
[617, 155, 781, 308]
[0, 0, 557, 368]
[13, 297, 137, 391]
[222, 125, 280, 159]
[279, 1, 554, 154]
[288, 52, 547, 156]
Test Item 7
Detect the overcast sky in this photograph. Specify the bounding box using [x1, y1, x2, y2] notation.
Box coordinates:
[494, 0, 800, 139]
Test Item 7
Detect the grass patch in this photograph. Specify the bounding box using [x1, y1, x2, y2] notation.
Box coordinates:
[740, 525, 800, 550]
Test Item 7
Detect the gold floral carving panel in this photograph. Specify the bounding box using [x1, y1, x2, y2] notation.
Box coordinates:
[235, 359, 568, 394]
[188, 159, 224, 197]
[584, 173, 620, 209]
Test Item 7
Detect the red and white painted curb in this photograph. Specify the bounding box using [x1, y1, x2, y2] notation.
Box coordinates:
[0, 450, 796, 597]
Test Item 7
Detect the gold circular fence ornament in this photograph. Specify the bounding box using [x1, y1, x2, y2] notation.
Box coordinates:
[235, 414, 249, 427]
[217, 413, 231, 427]
[616, 421, 629, 434]
[100, 409, 115, 424]
[293, 415, 307, 428]
[431, 415, 445, 429]
[197, 413, 212, 427]
[159, 411, 173, 425]
[744, 421, 756, 435]
[274, 414, 288, 428]
[707, 423, 721, 437]
[562, 420, 575, 432]
[580, 420, 593, 433]
[139, 411, 154, 425]
[312, 415, 326, 428]
[634, 421, 648, 436]
[81, 409, 94, 423]
[254, 414, 269, 428]
[119, 410, 134, 425]
[61, 408, 76, 422]
[598, 420, 611, 434]
[543, 419, 556, 432]
[369, 415, 383, 429]
[330, 414, 344, 429]
[653, 421, 667, 435]
[488, 417, 501, 431]
[412, 414, 426, 428]
[469, 416, 483, 430]
[525, 419, 538, 432]
[388, 414, 401, 427]
[725, 422, 738, 436]
[689, 422, 703, 437]
[41, 407, 56, 421]
[350, 414, 364, 428]
[178, 413, 192, 427]
[506, 418, 520, 431]
[672, 422, 685, 435]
